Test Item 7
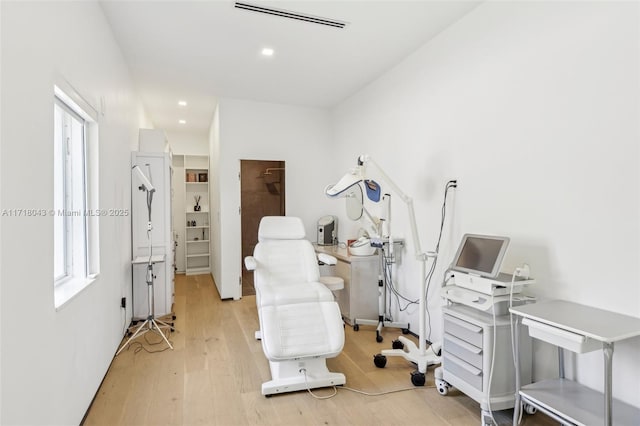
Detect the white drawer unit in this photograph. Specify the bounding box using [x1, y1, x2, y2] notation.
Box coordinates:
[438, 304, 533, 424]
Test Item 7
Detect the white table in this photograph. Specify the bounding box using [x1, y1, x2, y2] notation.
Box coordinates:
[510, 300, 640, 426]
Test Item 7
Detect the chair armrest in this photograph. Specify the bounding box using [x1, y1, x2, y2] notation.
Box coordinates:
[244, 256, 257, 271]
[317, 253, 337, 265]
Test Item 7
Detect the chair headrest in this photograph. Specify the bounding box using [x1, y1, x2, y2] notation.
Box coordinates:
[258, 216, 306, 241]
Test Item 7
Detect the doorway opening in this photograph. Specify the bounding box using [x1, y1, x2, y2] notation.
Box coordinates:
[240, 160, 285, 296]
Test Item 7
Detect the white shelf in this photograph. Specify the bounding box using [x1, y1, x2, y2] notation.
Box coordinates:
[183, 155, 210, 276]
[520, 379, 640, 426]
[186, 266, 210, 275]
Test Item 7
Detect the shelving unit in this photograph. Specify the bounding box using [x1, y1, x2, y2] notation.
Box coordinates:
[184, 155, 211, 275]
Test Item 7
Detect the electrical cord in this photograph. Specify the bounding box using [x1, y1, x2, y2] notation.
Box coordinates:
[485, 293, 499, 426]
[300, 369, 434, 400]
[425, 180, 457, 341]
[509, 265, 529, 425]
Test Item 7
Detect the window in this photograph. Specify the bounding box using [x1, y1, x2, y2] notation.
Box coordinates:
[53, 83, 99, 308]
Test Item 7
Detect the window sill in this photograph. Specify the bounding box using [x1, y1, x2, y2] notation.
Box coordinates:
[54, 274, 98, 310]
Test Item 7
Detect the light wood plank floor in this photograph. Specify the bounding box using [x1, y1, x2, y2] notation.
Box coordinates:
[83, 274, 555, 426]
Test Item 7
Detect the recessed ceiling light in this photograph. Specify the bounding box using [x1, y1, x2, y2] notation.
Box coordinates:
[179, 119, 186, 124]
[178, 100, 187, 107]
[261, 48, 274, 57]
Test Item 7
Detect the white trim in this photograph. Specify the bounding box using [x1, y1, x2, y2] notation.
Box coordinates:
[53, 76, 98, 122]
[54, 275, 98, 310]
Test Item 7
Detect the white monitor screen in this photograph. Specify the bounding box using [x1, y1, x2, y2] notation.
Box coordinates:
[451, 234, 510, 278]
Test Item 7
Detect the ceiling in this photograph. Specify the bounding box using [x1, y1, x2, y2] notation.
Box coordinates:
[100, 1, 480, 135]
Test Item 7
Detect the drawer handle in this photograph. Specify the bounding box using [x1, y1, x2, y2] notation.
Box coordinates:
[444, 333, 482, 354]
[445, 315, 482, 333]
[446, 352, 482, 376]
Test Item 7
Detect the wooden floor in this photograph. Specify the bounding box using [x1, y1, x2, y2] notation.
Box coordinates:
[83, 274, 555, 426]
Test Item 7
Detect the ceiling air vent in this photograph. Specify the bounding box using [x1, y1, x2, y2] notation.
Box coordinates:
[234, 2, 347, 29]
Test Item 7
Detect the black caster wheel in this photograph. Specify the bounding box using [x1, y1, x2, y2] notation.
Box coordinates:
[523, 403, 537, 415]
[170, 328, 175, 332]
[392, 339, 404, 350]
[376, 334, 383, 343]
[127, 331, 133, 337]
[373, 354, 387, 368]
[402, 328, 410, 334]
[353, 324, 360, 332]
[410, 370, 426, 386]
[172, 315, 177, 320]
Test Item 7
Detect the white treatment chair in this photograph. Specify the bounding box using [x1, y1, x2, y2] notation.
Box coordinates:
[244, 216, 346, 396]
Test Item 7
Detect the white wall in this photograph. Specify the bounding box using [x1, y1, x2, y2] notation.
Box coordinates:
[166, 129, 209, 155]
[212, 98, 335, 299]
[209, 106, 222, 289]
[0, 2, 145, 424]
[332, 1, 640, 407]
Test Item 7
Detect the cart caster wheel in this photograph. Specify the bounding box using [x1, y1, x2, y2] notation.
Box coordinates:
[410, 370, 426, 386]
[523, 403, 537, 415]
[127, 331, 133, 337]
[435, 379, 449, 395]
[170, 328, 175, 332]
[172, 315, 177, 320]
[376, 334, 383, 343]
[391, 339, 404, 350]
[353, 324, 359, 332]
[402, 328, 410, 334]
[373, 354, 387, 368]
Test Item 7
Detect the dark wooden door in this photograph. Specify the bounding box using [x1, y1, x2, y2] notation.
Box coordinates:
[240, 160, 285, 296]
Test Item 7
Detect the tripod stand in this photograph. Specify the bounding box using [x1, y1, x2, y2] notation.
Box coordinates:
[116, 164, 174, 356]
[116, 260, 174, 355]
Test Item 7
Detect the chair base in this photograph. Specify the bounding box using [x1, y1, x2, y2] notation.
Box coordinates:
[262, 358, 346, 396]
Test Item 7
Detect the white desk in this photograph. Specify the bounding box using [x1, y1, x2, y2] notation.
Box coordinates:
[510, 300, 640, 426]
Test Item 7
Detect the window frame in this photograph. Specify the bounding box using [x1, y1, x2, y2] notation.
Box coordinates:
[53, 81, 100, 309]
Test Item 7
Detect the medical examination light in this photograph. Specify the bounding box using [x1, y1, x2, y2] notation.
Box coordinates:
[132, 165, 155, 193]
[116, 163, 173, 355]
[325, 154, 440, 384]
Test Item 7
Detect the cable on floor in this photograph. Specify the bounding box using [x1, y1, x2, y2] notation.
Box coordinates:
[301, 368, 434, 400]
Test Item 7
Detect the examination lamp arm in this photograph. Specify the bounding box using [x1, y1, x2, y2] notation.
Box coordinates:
[132, 165, 155, 193]
[358, 155, 427, 259]
[357, 154, 436, 363]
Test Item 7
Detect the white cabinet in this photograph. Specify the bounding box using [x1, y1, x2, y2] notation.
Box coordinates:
[439, 304, 532, 423]
[314, 245, 379, 324]
[184, 155, 210, 275]
[131, 150, 175, 318]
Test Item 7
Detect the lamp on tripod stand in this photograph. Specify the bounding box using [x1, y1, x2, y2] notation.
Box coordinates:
[116, 165, 173, 356]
